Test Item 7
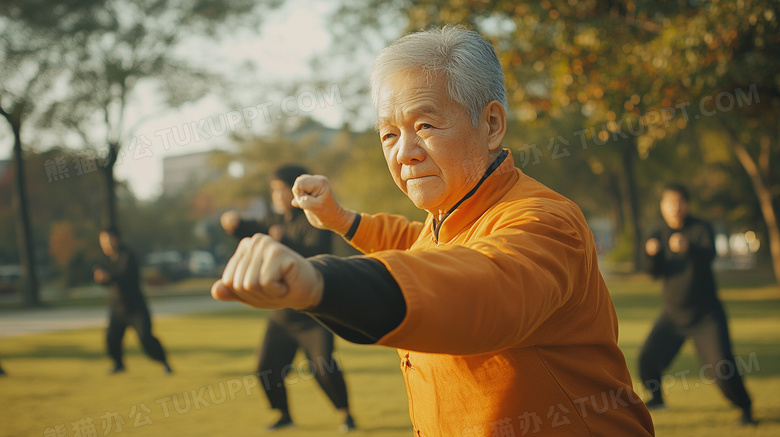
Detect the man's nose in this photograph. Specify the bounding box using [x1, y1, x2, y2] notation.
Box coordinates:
[396, 132, 425, 165]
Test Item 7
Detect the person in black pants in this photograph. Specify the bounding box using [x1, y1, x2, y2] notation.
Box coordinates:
[94, 227, 172, 375]
[220, 165, 355, 432]
[639, 183, 755, 426]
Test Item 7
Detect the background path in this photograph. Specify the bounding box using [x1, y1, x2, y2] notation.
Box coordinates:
[0, 295, 242, 338]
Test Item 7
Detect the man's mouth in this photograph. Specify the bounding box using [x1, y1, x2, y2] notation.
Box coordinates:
[405, 175, 433, 181]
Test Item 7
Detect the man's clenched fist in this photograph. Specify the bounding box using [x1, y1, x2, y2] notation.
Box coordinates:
[291, 175, 356, 236]
[211, 234, 324, 310]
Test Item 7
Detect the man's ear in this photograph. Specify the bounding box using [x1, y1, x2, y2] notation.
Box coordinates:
[484, 101, 507, 151]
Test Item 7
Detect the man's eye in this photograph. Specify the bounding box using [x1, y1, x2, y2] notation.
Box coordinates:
[418, 123, 433, 130]
[381, 133, 397, 142]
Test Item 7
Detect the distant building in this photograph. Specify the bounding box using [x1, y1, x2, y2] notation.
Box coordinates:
[161, 151, 224, 197]
[286, 118, 340, 147]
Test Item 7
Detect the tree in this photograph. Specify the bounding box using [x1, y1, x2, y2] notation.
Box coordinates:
[37, 0, 283, 233]
[687, 3, 780, 282]
[0, 147, 111, 293]
[331, 1, 779, 279]
[621, 0, 779, 280]
[0, 0, 102, 305]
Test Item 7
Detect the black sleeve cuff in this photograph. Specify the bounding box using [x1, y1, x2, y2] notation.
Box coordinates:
[343, 214, 361, 241]
[306, 255, 406, 344]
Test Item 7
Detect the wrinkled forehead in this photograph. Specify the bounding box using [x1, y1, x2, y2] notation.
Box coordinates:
[375, 70, 453, 126]
[374, 65, 444, 97]
[377, 69, 441, 100]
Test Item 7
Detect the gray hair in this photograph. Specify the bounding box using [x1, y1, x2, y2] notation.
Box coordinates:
[370, 25, 508, 127]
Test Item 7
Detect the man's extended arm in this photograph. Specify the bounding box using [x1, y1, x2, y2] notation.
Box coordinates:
[213, 200, 591, 356]
[645, 230, 665, 278]
[211, 233, 407, 342]
[307, 256, 406, 344]
[347, 213, 425, 253]
[291, 175, 424, 252]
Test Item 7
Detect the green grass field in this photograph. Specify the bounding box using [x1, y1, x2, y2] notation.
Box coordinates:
[1, 272, 778, 437]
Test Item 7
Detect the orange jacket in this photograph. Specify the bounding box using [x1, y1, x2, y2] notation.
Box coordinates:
[349, 150, 654, 436]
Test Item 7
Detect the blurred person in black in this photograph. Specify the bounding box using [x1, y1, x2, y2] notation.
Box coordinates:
[220, 164, 355, 432]
[93, 227, 172, 375]
[639, 183, 755, 426]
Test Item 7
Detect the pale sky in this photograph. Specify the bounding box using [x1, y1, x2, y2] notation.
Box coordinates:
[117, 0, 346, 200]
[1, 0, 362, 201]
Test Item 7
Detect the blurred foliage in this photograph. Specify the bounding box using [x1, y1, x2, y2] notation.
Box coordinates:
[0, 0, 286, 294]
[0, 147, 222, 286]
[0, 148, 104, 283]
[329, 0, 780, 277]
[48, 222, 77, 269]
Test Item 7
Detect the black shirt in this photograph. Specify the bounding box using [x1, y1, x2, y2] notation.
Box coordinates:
[645, 216, 721, 326]
[234, 209, 332, 258]
[101, 247, 147, 312]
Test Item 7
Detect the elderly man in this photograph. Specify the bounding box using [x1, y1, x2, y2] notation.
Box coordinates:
[213, 26, 654, 436]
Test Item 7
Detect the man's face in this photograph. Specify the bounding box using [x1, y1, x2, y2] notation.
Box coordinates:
[270, 179, 294, 214]
[375, 70, 494, 216]
[660, 190, 688, 229]
[99, 232, 118, 256]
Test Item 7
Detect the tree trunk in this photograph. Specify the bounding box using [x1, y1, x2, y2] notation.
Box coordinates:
[101, 142, 120, 230]
[620, 138, 643, 272]
[2, 111, 41, 306]
[732, 136, 780, 284]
